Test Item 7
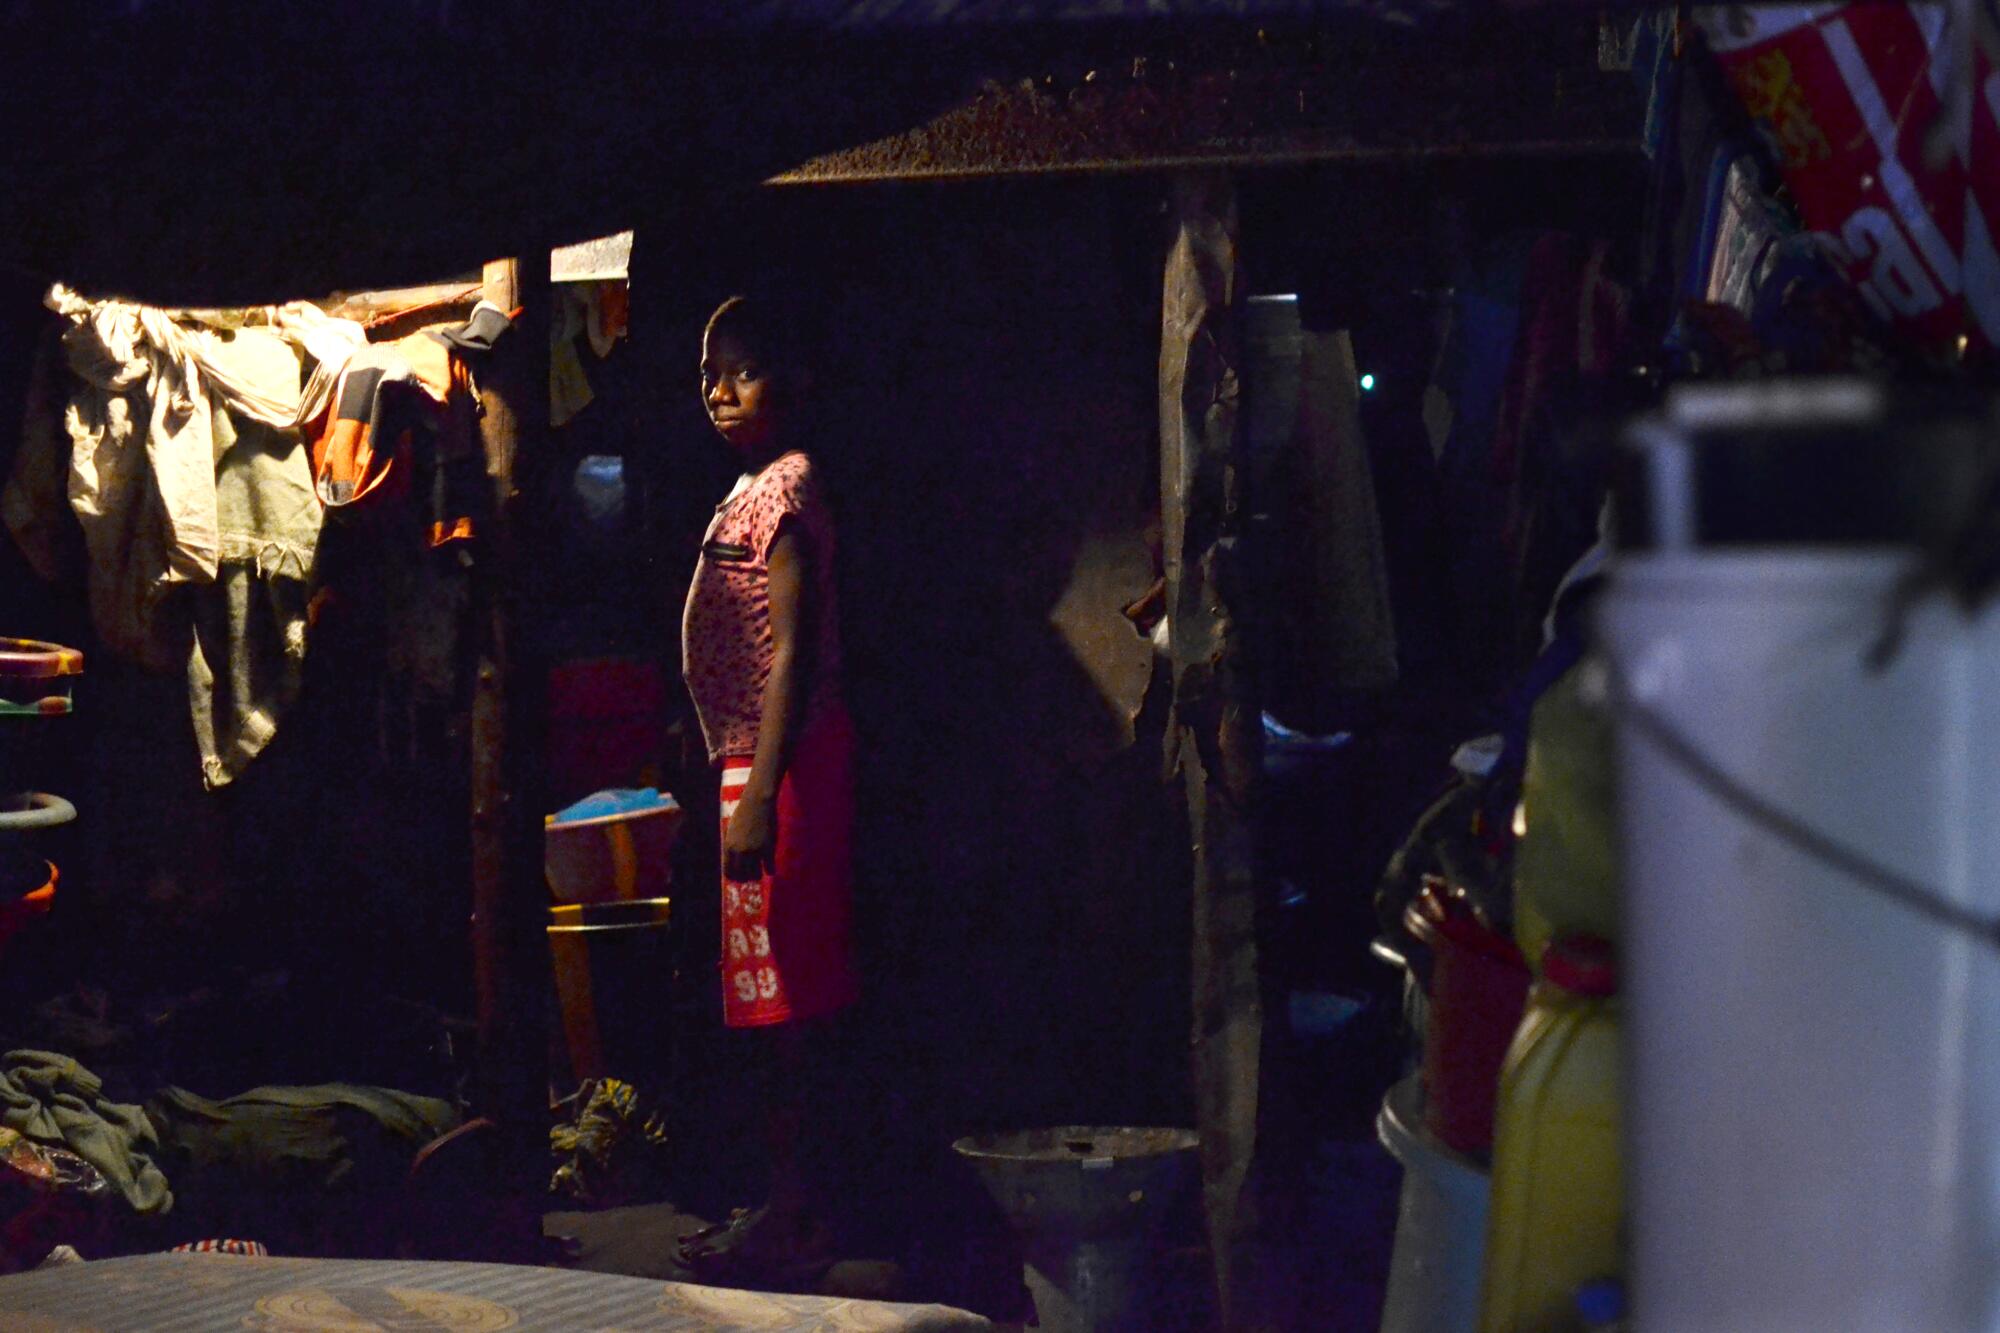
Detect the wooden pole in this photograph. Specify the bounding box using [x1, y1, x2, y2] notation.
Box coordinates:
[471, 254, 552, 1122]
[1160, 170, 1269, 1329]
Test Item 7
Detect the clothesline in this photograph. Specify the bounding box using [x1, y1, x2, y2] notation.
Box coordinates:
[44, 284, 489, 337]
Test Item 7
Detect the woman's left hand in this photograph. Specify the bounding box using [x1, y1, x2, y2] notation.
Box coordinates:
[724, 794, 776, 883]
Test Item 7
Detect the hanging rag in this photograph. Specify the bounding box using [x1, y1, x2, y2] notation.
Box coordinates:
[306, 306, 509, 765]
[550, 285, 596, 427]
[270, 301, 368, 375]
[189, 381, 322, 789]
[3, 286, 312, 668]
[302, 301, 510, 515]
[1250, 310, 1399, 725]
[271, 300, 369, 428]
[3, 286, 332, 786]
[0, 1050, 171, 1215]
[1293, 328, 1398, 692]
[586, 281, 628, 358]
[549, 285, 627, 428]
[1489, 235, 1629, 665]
[305, 329, 454, 509]
[429, 300, 513, 355]
[50, 282, 303, 578]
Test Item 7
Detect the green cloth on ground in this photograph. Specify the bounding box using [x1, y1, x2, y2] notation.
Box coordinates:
[148, 1083, 460, 1195]
[0, 1050, 171, 1214]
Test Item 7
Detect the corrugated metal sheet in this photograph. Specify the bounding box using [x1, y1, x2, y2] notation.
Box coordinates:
[550, 232, 634, 283]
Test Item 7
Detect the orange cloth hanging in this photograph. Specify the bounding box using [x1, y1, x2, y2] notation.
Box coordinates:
[305, 329, 455, 509]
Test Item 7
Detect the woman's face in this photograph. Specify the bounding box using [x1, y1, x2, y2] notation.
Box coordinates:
[700, 328, 781, 453]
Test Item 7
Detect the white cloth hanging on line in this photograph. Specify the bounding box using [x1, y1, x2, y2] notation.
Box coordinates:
[4, 285, 364, 787]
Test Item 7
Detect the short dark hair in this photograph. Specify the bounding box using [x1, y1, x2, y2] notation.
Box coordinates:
[703, 294, 809, 376]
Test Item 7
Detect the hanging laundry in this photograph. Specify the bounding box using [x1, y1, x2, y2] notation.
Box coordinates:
[304, 303, 508, 535]
[1, 288, 305, 666]
[270, 301, 367, 375]
[4, 289, 510, 787]
[1294, 328, 1398, 692]
[271, 301, 369, 426]
[1700, 150, 1789, 315]
[1489, 236, 1627, 495]
[587, 280, 629, 358]
[1492, 235, 1630, 668]
[305, 303, 511, 766]
[306, 328, 455, 509]
[550, 286, 595, 428]
[430, 300, 513, 355]
[550, 282, 628, 428]
[2, 287, 349, 787]
[1629, 9, 1682, 162]
[188, 386, 321, 790]
[1436, 236, 1536, 488]
[1246, 296, 1398, 726]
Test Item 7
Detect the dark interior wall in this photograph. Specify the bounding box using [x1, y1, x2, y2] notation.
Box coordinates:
[841, 181, 1186, 1132]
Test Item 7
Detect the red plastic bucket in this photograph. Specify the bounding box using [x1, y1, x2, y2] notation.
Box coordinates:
[1404, 876, 1530, 1156]
[0, 861, 56, 959]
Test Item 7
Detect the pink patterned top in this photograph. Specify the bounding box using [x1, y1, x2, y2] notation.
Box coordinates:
[681, 450, 843, 763]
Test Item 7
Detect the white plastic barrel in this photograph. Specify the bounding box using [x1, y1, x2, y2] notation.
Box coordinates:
[1377, 1074, 1491, 1333]
[1602, 548, 2000, 1331]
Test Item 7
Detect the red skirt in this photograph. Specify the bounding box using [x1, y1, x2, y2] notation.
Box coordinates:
[717, 706, 859, 1027]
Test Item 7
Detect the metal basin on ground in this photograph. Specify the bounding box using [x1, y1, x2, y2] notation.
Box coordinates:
[953, 1126, 1199, 1333]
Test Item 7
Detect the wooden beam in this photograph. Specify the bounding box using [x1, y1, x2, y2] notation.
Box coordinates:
[325, 277, 484, 321]
[470, 254, 552, 1123]
[1160, 170, 1268, 1329]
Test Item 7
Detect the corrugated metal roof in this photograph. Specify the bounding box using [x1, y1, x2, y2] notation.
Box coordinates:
[774, 45, 1634, 182]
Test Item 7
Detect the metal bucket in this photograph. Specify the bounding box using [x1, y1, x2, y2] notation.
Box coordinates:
[954, 1126, 1199, 1333]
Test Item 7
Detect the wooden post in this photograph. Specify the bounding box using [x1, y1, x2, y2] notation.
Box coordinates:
[471, 254, 552, 1122]
[1160, 170, 1268, 1329]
